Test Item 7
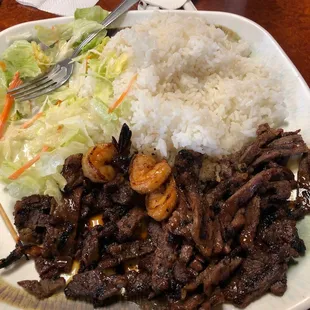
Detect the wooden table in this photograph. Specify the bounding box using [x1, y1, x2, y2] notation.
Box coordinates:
[0, 0, 309, 85]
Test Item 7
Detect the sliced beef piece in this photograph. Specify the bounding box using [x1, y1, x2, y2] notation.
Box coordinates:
[14, 195, 55, 244]
[231, 208, 245, 231]
[295, 153, 310, 217]
[126, 271, 152, 297]
[258, 219, 305, 257]
[41, 221, 76, 258]
[204, 172, 248, 208]
[103, 204, 128, 222]
[252, 144, 308, 167]
[238, 124, 283, 166]
[51, 187, 82, 224]
[179, 245, 194, 264]
[188, 255, 205, 273]
[219, 168, 289, 239]
[65, 270, 127, 306]
[184, 256, 243, 296]
[270, 273, 287, 296]
[187, 186, 214, 258]
[267, 133, 305, 149]
[175, 151, 215, 258]
[47, 187, 83, 257]
[98, 240, 155, 269]
[148, 220, 164, 246]
[18, 277, 66, 299]
[212, 219, 224, 254]
[0, 242, 29, 269]
[107, 239, 155, 260]
[35, 256, 72, 279]
[170, 294, 205, 310]
[104, 176, 135, 206]
[80, 227, 101, 270]
[137, 253, 154, 273]
[167, 192, 192, 240]
[61, 154, 84, 192]
[41, 225, 62, 258]
[239, 143, 262, 166]
[152, 229, 178, 293]
[262, 180, 293, 201]
[97, 254, 119, 270]
[116, 206, 146, 242]
[173, 260, 195, 284]
[88, 188, 113, 212]
[223, 244, 289, 308]
[98, 222, 118, 240]
[256, 124, 284, 145]
[240, 196, 261, 249]
[174, 150, 203, 189]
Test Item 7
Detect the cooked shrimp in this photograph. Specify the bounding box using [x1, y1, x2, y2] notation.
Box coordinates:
[82, 144, 117, 183]
[146, 176, 178, 221]
[129, 154, 172, 194]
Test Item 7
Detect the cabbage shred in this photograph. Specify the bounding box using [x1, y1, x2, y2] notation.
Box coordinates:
[0, 7, 130, 201]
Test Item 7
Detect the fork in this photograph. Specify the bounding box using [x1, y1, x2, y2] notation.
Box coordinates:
[8, 0, 139, 102]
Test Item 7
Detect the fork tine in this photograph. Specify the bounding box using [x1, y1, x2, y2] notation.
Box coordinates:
[16, 78, 69, 102]
[14, 79, 58, 100]
[9, 66, 61, 97]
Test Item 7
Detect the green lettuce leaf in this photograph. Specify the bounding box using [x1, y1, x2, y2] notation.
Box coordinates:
[74, 6, 109, 23]
[35, 23, 73, 47]
[1, 40, 42, 79]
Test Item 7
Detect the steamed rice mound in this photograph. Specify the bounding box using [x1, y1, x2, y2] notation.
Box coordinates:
[105, 13, 287, 157]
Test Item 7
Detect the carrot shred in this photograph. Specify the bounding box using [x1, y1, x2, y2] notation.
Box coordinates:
[0, 61, 6, 72]
[57, 124, 64, 133]
[8, 146, 49, 180]
[55, 100, 62, 106]
[108, 74, 138, 114]
[21, 112, 44, 129]
[0, 72, 23, 139]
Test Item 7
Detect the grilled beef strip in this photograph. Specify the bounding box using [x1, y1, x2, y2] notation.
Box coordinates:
[1, 124, 310, 309]
[223, 244, 290, 308]
[61, 154, 85, 192]
[239, 196, 261, 249]
[18, 278, 66, 299]
[152, 228, 178, 293]
[14, 195, 55, 244]
[65, 270, 127, 306]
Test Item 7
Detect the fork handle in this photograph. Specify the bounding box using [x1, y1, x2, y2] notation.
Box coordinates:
[72, 0, 139, 58]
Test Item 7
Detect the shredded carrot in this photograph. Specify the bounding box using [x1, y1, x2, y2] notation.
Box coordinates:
[108, 74, 138, 114]
[21, 112, 44, 129]
[55, 100, 62, 106]
[8, 146, 49, 180]
[0, 61, 6, 72]
[0, 72, 23, 139]
[57, 124, 64, 133]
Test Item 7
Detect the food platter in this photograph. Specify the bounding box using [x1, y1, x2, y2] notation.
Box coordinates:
[0, 10, 310, 310]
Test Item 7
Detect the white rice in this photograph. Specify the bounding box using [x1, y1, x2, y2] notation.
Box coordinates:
[104, 13, 287, 157]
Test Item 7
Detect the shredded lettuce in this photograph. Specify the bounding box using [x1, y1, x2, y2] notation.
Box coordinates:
[0, 69, 6, 110]
[1, 40, 42, 79]
[0, 11, 132, 200]
[74, 6, 109, 23]
[35, 24, 74, 47]
[31, 42, 53, 70]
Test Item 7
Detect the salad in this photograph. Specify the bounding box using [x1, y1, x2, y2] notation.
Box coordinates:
[0, 7, 131, 201]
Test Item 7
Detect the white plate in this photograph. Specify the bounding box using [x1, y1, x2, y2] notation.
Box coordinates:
[0, 10, 310, 310]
